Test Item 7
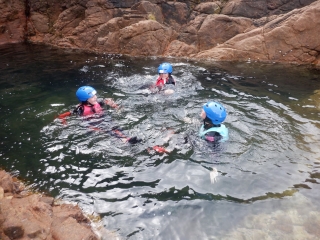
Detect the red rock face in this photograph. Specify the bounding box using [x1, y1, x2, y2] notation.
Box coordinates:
[0, 0, 319, 66]
[0, 170, 99, 240]
[196, 1, 320, 66]
[0, 0, 26, 44]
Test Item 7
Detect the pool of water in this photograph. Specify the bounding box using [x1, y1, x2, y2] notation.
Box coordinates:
[1, 43, 320, 239]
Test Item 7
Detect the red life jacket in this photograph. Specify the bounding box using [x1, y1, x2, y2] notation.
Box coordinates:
[82, 103, 103, 116]
[155, 77, 165, 86]
[155, 76, 175, 86]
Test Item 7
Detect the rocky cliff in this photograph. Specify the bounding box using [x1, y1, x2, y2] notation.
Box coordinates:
[1, 0, 319, 66]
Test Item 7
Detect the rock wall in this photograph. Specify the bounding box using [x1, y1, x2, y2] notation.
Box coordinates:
[0, 0, 319, 65]
[0, 0, 26, 44]
[0, 170, 99, 240]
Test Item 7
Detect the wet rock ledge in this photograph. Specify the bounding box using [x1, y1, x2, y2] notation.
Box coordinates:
[0, 170, 99, 240]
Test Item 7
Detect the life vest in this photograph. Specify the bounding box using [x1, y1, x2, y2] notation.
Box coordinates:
[199, 124, 229, 142]
[155, 76, 175, 86]
[82, 103, 103, 116]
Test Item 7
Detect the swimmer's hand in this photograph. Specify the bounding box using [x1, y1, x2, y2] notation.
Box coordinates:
[210, 168, 218, 184]
[149, 84, 160, 93]
[104, 98, 119, 109]
[150, 145, 170, 154]
[127, 136, 142, 144]
[111, 128, 142, 144]
[164, 89, 175, 95]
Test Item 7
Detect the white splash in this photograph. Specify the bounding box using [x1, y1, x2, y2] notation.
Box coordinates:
[113, 92, 126, 96]
[183, 117, 197, 124]
[210, 168, 218, 184]
[51, 103, 65, 107]
[80, 66, 89, 72]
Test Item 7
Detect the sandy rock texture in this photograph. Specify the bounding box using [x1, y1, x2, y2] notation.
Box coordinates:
[0, 0, 319, 64]
[0, 170, 99, 240]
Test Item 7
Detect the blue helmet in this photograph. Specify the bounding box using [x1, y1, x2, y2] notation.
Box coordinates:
[158, 62, 173, 74]
[203, 101, 227, 125]
[76, 86, 97, 102]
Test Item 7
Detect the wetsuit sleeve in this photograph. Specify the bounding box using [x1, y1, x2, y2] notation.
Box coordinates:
[56, 108, 75, 125]
[169, 75, 176, 85]
[100, 98, 119, 109]
[73, 105, 84, 116]
[97, 98, 106, 107]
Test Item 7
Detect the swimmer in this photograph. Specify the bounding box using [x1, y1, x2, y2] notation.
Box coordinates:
[57, 86, 141, 144]
[199, 101, 229, 142]
[139, 62, 176, 95]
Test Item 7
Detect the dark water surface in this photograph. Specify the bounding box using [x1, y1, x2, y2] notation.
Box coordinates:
[1, 43, 320, 239]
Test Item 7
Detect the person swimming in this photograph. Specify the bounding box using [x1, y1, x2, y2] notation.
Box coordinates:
[199, 101, 229, 142]
[154, 62, 176, 91]
[139, 62, 176, 95]
[57, 86, 141, 144]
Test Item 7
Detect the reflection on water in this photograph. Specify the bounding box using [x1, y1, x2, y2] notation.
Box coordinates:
[1, 43, 320, 239]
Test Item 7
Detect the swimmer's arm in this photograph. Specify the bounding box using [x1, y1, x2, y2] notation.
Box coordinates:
[56, 104, 82, 124]
[56, 110, 72, 125]
[170, 76, 176, 85]
[103, 98, 119, 109]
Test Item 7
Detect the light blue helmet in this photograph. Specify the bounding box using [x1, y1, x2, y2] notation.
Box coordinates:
[76, 86, 97, 102]
[203, 101, 227, 125]
[158, 62, 173, 74]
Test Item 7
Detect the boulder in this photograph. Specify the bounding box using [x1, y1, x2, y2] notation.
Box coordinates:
[198, 14, 253, 51]
[221, 0, 316, 18]
[118, 20, 175, 56]
[161, 1, 189, 31]
[196, 1, 320, 66]
[0, 0, 26, 44]
[0, 170, 99, 240]
[0, 171, 20, 194]
[177, 14, 206, 47]
[30, 12, 50, 33]
[132, 1, 163, 23]
[194, 2, 222, 15]
[164, 40, 197, 57]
